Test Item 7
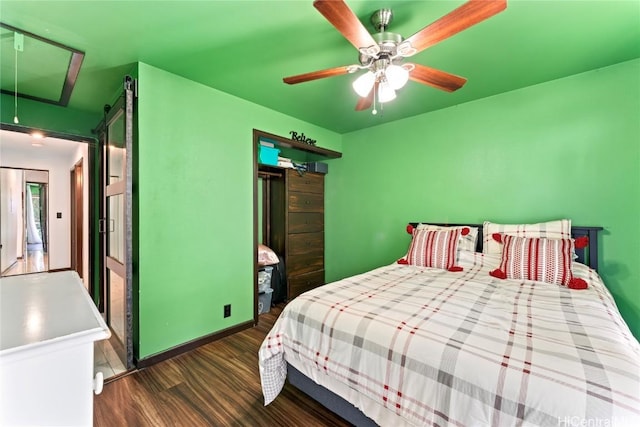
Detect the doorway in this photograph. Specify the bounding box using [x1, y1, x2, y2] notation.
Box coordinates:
[0, 130, 94, 283]
[0, 168, 49, 276]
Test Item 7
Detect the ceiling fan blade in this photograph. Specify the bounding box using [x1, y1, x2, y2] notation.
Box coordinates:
[355, 83, 376, 111]
[405, 0, 506, 54]
[355, 96, 372, 111]
[283, 65, 352, 85]
[409, 64, 467, 92]
[313, 0, 377, 50]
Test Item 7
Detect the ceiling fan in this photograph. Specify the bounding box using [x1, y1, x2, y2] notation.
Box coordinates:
[283, 0, 507, 113]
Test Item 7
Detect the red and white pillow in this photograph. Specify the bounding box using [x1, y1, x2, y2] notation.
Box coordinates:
[399, 228, 466, 272]
[489, 234, 588, 289]
[414, 223, 478, 252]
[483, 219, 572, 256]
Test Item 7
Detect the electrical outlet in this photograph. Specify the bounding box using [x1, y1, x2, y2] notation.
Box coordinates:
[224, 304, 231, 318]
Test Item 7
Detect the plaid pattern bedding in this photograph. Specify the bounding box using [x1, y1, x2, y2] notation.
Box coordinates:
[259, 251, 640, 426]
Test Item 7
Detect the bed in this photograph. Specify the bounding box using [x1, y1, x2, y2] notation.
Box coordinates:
[259, 221, 640, 426]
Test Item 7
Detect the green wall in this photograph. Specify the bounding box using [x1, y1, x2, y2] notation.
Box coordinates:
[135, 62, 341, 359]
[0, 93, 100, 137]
[326, 58, 640, 339]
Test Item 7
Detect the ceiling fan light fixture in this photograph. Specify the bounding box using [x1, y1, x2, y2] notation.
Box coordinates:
[378, 81, 396, 103]
[385, 64, 409, 90]
[352, 71, 376, 97]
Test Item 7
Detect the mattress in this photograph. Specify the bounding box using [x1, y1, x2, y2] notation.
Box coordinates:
[259, 250, 640, 426]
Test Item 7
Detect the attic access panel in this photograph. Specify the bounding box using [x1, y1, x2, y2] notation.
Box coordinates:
[0, 22, 84, 107]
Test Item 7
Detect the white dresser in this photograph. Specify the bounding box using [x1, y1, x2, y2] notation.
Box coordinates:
[0, 271, 110, 426]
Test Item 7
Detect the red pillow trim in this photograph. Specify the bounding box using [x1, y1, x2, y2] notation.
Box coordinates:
[492, 233, 503, 243]
[568, 277, 588, 290]
[489, 268, 507, 279]
[406, 224, 414, 235]
[574, 236, 588, 249]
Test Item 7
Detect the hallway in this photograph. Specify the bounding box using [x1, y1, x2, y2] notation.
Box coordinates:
[1, 245, 47, 276]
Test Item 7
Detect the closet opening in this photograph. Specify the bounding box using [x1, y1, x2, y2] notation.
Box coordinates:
[252, 128, 341, 323]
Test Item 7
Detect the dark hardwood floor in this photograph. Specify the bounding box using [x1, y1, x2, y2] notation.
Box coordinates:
[94, 304, 352, 426]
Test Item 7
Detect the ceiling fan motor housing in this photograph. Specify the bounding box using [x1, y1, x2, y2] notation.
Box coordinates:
[359, 31, 404, 64]
[371, 8, 393, 32]
[358, 9, 405, 65]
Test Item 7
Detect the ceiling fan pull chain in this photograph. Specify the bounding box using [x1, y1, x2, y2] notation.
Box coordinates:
[372, 83, 378, 115]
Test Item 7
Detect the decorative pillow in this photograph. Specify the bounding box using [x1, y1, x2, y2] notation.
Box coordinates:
[414, 223, 479, 252]
[399, 228, 464, 272]
[483, 219, 572, 255]
[489, 234, 587, 289]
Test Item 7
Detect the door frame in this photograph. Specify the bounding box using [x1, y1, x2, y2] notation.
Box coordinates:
[70, 159, 83, 278]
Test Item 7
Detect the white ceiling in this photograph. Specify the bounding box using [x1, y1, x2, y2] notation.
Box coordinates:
[0, 129, 85, 162]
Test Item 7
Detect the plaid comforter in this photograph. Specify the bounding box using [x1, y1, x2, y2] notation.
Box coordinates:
[259, 251, 640, 426]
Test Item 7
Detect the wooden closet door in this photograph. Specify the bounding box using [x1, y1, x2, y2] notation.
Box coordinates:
[285, 170, 325, 299]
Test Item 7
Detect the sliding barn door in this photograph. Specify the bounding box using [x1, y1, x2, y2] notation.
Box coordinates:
[101, 76, 135, 369]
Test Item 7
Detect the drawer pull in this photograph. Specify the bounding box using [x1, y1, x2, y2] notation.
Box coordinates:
[305, 200, 311, 205]
[305, 180, 311, 184]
